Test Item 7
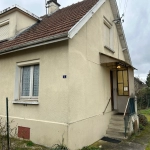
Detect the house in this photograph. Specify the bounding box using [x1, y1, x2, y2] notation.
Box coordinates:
[0, 0, 138, 149]
[134, 77, 146, 94]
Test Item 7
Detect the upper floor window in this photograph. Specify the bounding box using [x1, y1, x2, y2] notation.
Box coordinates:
[0, 20, 9, 41]
[103, 17, 114, 52]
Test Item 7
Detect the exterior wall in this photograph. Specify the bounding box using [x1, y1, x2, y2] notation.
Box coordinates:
[0, 10, 37, 39]
[68, 112, 114, 150]
[68, 0, 127, 149]
[0, 41, 69, 146]
[16, 11, 37, 34]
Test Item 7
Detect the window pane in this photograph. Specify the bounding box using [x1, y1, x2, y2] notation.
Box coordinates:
[22, 66, 30, 96]
[123, 70, 128, 86]
[118, 84, 123, 95]
[33, 65, 39, 96]
[118, 71, 123, 83]
[124, 91, 129, 96]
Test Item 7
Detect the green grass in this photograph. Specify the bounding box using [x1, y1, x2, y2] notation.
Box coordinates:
[139, 109, 150, 121]
[139, 109, 150, 149]
[146, 143, 150, 150]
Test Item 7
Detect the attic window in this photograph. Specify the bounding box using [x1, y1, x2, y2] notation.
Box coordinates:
[103, 17, 114, 52]
[0, 19, 9, 41]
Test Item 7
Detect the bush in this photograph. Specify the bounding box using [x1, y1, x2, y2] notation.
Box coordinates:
[0, 118, 18, 149]
[138, 114, 148, 131]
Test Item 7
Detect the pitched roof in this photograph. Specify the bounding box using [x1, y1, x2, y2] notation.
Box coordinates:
[0, 0, 98, 53]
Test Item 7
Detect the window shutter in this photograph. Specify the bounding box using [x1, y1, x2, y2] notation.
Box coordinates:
[104, 24, 110, 47]
[0, 24, 9, 41]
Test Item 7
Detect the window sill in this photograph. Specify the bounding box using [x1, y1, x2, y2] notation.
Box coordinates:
[104, 46, 115, 53]
[12, 100, 39, 105]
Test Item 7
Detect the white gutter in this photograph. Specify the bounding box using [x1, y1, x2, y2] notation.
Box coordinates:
[68, 0, 106, 38]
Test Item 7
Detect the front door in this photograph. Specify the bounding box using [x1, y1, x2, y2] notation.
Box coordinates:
[110, 71, 114, 110]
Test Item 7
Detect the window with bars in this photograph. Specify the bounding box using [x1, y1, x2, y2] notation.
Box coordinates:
[20, 65, 39, 99]
[117, 70, 129, 96]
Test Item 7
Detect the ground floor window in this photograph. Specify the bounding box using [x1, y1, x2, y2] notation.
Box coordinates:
[21, 65, 39, 99]
[117, 70, 129, 96]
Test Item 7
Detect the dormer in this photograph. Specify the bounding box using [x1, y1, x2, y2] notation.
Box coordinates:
[0, 5, 41, 41]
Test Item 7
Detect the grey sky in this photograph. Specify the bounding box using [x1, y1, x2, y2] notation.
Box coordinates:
[0, 0, 148, 82]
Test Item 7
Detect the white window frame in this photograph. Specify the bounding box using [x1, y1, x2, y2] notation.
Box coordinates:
[20, 65, 39, 100]
[13, 59, 40, 104]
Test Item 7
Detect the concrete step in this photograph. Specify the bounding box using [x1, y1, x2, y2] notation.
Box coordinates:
[108, 126, 125, 132]
[108, 123, 124, 129]
[110, 119, 124, 125]
[106, 129, 125, 137]
[107, 128, 125, 133]
[111, 115, 124, 121]
[105, 134, 127, 140]
[108, 124, 129, 130]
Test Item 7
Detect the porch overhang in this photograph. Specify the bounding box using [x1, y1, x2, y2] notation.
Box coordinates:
[100, 53, 136, 70]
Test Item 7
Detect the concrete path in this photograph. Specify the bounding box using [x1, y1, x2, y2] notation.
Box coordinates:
[98, 140, 146, 150]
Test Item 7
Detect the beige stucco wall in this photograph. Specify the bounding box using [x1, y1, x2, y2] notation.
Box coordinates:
[16, 11, 37, 34]
[68, 0, 133, 149]
[0, 10, 37, 40]
[0, 0, 134, 149]
[0, 41, 69, 146]
[68, 0, 126, 124]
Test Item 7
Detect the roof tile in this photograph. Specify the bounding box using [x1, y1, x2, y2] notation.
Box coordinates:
[0, 0, 98, 52]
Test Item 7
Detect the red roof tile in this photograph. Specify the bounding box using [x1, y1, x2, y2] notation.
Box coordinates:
[0, 0, 98, 53]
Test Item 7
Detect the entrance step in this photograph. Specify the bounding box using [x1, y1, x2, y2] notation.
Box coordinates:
[105, 114, 129, 140]
[105, 134, 127, 140]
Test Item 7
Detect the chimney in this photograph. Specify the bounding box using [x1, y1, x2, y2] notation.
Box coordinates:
[46, 0, 61, 15]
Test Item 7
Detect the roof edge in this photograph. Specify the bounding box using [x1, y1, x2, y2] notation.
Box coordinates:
[68, 0, 106, 39]
[0, 5, 41, 21]
[109, 0, 132, 65]
[0, 32, 68, 55]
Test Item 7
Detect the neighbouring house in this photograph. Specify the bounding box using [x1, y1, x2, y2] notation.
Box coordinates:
[0, 0, 138, 149]
[134, 77, 146, 94]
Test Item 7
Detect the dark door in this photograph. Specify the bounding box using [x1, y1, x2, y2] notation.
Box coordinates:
[110, 71, 114, 110]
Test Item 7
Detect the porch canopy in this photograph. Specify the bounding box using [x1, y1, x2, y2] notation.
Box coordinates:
[100, 53, 136, 70]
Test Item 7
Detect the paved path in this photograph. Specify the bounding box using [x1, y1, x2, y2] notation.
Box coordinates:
[98, 140, 146, 150]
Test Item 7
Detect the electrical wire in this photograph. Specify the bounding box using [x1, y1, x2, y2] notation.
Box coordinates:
[119, 0, 123, 13]
[123, 0, 129, 16]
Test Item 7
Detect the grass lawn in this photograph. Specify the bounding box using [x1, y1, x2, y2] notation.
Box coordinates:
[140, 109, 150, 150]
[132, 109, 150, 150]
[140, 109, 150, 121]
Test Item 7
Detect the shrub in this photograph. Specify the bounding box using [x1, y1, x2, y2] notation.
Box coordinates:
[138, 114, 148, 127]
[50, 144, 69, 150]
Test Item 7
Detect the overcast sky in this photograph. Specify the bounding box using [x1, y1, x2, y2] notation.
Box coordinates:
[0, 0, 148, 82]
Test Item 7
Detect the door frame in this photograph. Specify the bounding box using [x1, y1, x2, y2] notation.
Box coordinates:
[110, 70, 114, 110]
